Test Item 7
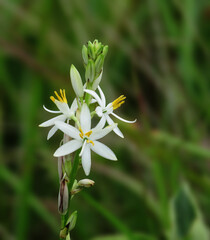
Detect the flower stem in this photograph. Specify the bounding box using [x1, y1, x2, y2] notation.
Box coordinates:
[59, 150, 80, 239]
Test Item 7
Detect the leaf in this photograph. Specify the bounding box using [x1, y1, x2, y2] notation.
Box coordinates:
[169, 183, 209, 240]
[188, 218, 209, 240]
[91, 233, 156, 240]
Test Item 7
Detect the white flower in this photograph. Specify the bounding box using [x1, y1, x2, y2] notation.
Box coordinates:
[39, 89, 78, 139]
[84, 86, 136, 138]
[54, 103, 117, 175]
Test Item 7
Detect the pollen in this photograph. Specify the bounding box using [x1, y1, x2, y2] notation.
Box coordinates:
[50, 89, 67, 103]
[85, 131, 92, 137]
[112, 95, 126, 110]
[87, 140, 94, 146]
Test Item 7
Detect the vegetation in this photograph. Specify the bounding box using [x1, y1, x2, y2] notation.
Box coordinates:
[0, 0, 209, 239]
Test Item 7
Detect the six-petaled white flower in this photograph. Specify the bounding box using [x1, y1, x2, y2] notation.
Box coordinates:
[39, 89, 78, 139]
[54, 103, 117, 175]
[84, 86, 136, 138]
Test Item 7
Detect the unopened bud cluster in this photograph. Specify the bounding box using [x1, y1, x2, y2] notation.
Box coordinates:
[82, 40, 108, 91]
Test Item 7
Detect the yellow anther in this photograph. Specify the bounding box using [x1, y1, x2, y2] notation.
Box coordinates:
[79, 128, 84, 138]
[87, 140, 94, 146]
[60, 89, 64, 98]
[50, 89, 68, 103]
[112, 95, 126, 110]
[85, 131, 92, 137]
[63, 89, 66, 101]
[50, 96, 55, 102]
[54, 91, 63, 102]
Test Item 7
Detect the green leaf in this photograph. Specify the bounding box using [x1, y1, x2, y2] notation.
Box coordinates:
[91, 233, 156, 240]
[188, 218, 209, 240]
[169, 183, 209, 240]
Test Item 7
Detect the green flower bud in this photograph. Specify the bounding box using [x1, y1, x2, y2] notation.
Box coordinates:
[85, 60, 95, 83]
[102, 45, 109, 58]
[71, 188, 82, 195]
[66, 211, 77, 231]
[82, 45, 88, 65]
[95, 55, 104, 74]
[92, 69, 103, 90]
[60, 227, 68, 239]
[70, 65, 84, 97]
[88, 41, 95, 59]
[95, 44, 103, 56]
[64, 159, 72, 177]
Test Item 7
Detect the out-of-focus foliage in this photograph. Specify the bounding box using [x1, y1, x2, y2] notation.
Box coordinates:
[0, 0, 210, 239]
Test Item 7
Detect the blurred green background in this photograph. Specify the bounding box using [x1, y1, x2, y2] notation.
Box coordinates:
[0, 0, 210, 239]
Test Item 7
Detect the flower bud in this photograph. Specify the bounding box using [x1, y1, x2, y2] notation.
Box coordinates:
[94, 42, 103, 56]
[88, 41, 95, 59]
[64, 159, 72, 177]
[58, 156, 64, 181]
[78, 179, 95, 188]
[60, 227, 68, 239]
[71, 188, 82, 195]
[66, 234, 70, 240]
[70, 65, 84, 97]
[92, 69, 103, 91]
[85, 60, 95, 83]
[66, 211, 77, 231]
[95, 55, 104, 74]
[102, 45, 108, 58]
[82, 45, 88, 65]
[58, 179, 69, 215]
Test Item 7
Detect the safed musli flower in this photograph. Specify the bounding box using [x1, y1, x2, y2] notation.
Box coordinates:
[54, 103, 117, 175]
[39, 89, 78, 139]
[84, 86, 136, 138]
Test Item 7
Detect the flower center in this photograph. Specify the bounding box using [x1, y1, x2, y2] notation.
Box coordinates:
[50, 89, 67, 103]
[112, 95, 126, 110]
[79, 128, 94, 145]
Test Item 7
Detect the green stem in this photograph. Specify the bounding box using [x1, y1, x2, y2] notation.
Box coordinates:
[60, 150, 80, 239]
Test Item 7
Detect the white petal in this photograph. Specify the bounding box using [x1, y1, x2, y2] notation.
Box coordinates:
[80, 103, 91, 132]
[79, 140, 87, 157]
[111, 112, 137, 123]
[43, 105, 61, 113]
[95, 106, 103, 117]
[82, 145, 91, 175]
[70, 98, 78, 113]
[106, 115, 124, 138]
[54, 140, 82, 157]
[90, 99, 97, 104]
[91, 124, 117, 140]
[55, 101, 71, 115]
[91, 141, 117, 161]
[84, 89, 103, 106]
[39, 115, 66, 127]
[98, 86, 106, 107]
[93, 115, 106, 130]
[55, 121, 80, 140]
[47, 126, 58, 140]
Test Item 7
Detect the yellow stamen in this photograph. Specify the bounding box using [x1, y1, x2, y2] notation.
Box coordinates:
[63, 89, 66, 100]
[54, 91, 63, 102]
[60, 89, 64, 98]
[50, 96, 55, 102]
[87, 140, 94, 146]
[112, 95, 126, 110]
[50, 89, 68, 103]
[79, 128, 84, 138]
[85, 131, 92, 137]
